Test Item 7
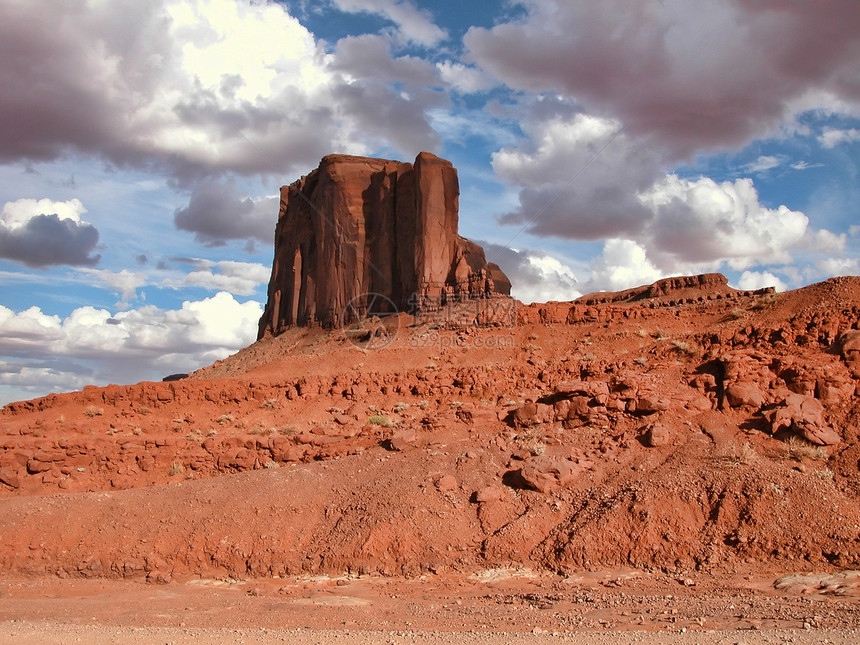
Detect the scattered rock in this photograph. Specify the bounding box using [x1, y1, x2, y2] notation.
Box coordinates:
[725, 383, 764, 409]
[474, 485, 506, 503]
[0, 467, 20, 489]
[435, 474, 458, 492]
[387, 429, 417, 451]
[645, 423, 672, 447]
[519, 456, 578, 493]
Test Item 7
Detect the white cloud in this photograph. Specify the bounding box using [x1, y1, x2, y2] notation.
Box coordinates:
[743, 155, 781, 174]
[588, 239, 664, 293]
[331, 0, 448, 46]
[1, 197, 86, 229]
[790, 160, 823, 170]
[736, 270, 788, 292]
[804, 229, 846, 254]
[638, 175, 809, 271]
[436, 61, 494, 94]
[79, 269, 147, 303]
[0, 0, 442, 180]
[167, 260, 270, 296]
[819, 127, 860, 148]
[814, 257, 860, 277]
[0, 293, 262, 404]
[0, 198, 100, 267]
[480, 243, 581, 303]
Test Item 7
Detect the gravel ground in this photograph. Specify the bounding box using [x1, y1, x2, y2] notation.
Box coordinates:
[2, 623, 860, 645]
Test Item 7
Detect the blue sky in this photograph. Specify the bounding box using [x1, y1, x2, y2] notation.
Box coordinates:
[0, 0, 858, 404]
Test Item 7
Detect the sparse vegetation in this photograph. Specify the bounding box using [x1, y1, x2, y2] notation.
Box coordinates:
[637, 328, 648, 338]
[137, 406, 151, 415]
[814, 468, 834, 481]
[264, 460, 279, 469]
[417, 400, 430, 410]
[83, 405, 104, 418]
[651, 329, 669, 340]
[367, 414, 396, 427]
[216, 414, 235, 426]
[168, 462, 185, 476]
[782, 436, 827, 462]
[671, 339, 698, 357]
[750, 293, 779, 311]
[260, 398, 279, 410]
[394, 401, 410, 413]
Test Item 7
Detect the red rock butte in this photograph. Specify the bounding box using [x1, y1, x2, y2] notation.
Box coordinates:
[258, 152, 511, 338]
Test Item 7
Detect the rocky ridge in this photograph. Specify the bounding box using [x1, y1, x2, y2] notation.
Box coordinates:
[1, 274, 859, 581]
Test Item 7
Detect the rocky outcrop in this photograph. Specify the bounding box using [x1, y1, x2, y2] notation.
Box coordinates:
[258, 152, 510, 338]
[576, 272, 774, 306]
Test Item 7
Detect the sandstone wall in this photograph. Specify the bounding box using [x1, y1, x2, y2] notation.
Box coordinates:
[258, 152, 510, 338]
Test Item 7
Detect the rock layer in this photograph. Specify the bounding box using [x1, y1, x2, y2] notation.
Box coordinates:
[258, 152, 510, 338]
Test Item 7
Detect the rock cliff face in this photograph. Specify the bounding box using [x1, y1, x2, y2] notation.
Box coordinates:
[258, 152, 510, 338]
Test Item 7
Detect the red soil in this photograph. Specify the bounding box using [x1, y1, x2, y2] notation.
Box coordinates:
[1, 275, 860, 636]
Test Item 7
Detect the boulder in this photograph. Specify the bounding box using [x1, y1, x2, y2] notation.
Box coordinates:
[725, 383, 765, 409]
[766, 393, 841, 446]
[645, 423, 672, 447]
[840, 330, 860, 377]
[519, 456, 579, 493]
[0, 467, 20, 489]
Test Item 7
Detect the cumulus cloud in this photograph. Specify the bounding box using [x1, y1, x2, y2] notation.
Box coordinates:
[736, 270, 788, 293]
[588, 239, 665, 293]
[814, 257, 860, 277]
[493, 111, 665, 240]
[329, 34, 444, 155]
[436, 61, 495, 94]
[481, 243, 581, 303]
[465, 0, 860, 157]
[331, 0, 447, 46]
[0, 0, 442, 181]
[638, 175, 809, 271]
[0, 198, 100, 267]
[174, 179, 279, 246]
[0, 293, 262, 404]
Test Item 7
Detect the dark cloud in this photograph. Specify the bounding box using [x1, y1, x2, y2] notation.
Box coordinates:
[0, 214, 100, 268]
[174, 179, 278, 246]
[0, 1, 445, 184]
[491, 107, 665, 240]
[465, 0, 860, 157]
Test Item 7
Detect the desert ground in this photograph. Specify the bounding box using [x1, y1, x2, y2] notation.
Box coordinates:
[2, 275, 860, 641]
